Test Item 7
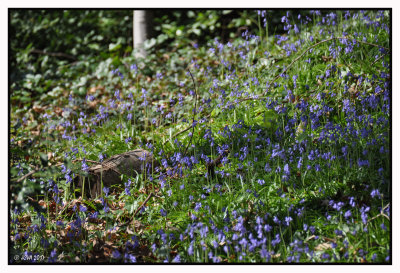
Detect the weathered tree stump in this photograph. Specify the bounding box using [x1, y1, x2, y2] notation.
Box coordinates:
[74, 149, 159, 198]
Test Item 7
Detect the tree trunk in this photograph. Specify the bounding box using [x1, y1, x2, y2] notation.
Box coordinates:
[133, 10, 153, 59]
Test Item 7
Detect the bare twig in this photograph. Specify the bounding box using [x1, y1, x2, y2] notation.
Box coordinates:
[30, 49, 77, 60]
[182, 69, 198, 158]
[206, 149, 230, 178]
[372, 53, 388, 66]
[133, 192, 154, 218]
[13, 166, 40, 183]
[71, 158, 100, 165]
[366, 203, 390, 226]
[162, 69, 200, 147]
[118, 192, 154, 228]
[162, 123, 194, 146]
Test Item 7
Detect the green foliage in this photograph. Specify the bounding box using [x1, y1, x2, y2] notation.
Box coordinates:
[9, 9, 391, 264]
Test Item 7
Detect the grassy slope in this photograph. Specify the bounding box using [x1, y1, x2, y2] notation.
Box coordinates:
[9, 10, 390, 263]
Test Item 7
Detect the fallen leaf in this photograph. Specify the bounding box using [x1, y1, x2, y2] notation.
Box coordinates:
[315, 243, 332, 251]
[38, 200, 46, 208]
[305, 235, 318, 242]
[33, 105, 44, 113]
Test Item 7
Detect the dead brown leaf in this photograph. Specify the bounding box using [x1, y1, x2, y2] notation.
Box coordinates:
[271, 253, 281, 259]
[33, 105, 45, 113]
[88, 101, 98, 109]
[38, 200, 46, 208]
[322, 55, 333, 62]
[54, 107, 63, 116]
[315, 242, 332, 251]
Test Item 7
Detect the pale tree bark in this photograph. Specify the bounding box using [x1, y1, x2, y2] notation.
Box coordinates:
[133, 10, 153, 58]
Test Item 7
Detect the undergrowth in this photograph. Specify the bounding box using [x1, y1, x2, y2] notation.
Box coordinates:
[9, 9, 391, 264]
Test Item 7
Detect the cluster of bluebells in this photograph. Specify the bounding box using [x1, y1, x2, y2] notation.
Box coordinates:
[148, 201, 388, 263]
[10, 10, 390, 264]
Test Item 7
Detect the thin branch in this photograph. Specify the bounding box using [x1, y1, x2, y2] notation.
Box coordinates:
[163, 69, 200, 147]
[118, 192, 154, 228]
[162, 123, 194, 146]
[366, 202, 390, 226]
[71, 158, 100, 165]
[30, 49, 77, 61]
[133, 192, 154, 218]
[206, 149, 230, 178]
[372, 52, 388, 66]
[13, 167, 40, 183]
[182, 69, 198, 158]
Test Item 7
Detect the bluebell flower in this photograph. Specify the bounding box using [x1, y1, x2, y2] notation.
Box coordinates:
[285, 216, 293, 226]
[223, 245, 229, 254]
[194, 202, 202, 212]
[284, 163, 290, 175]
[271, 234, 281, 247]
[48, 249, 57, 263]
[112, 250, 121, 259]
[294, 24, 299, 34]
[124, 253, 136, 263]
[172, 254, 181, 263]
[81, 159, 89, 172]
[188, 243, 194, 256]
[349, 197, 355, 207]
[360, 206, 370, 224]
[370, 189, 381, 198]
[322, 253, 330, 261]
[103, 187, 109, 197]
[79, 205, 87, 212]
[264, 224, 272, 232]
